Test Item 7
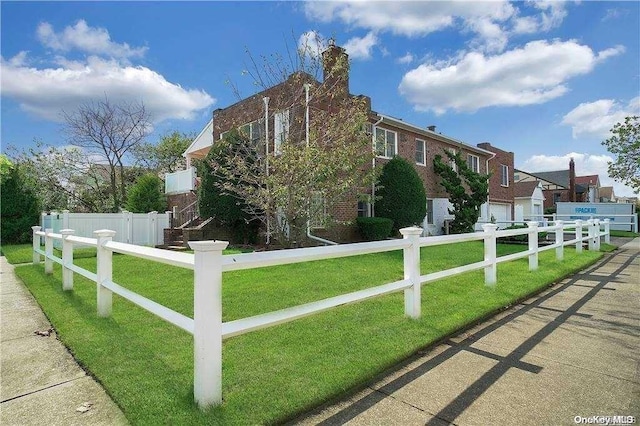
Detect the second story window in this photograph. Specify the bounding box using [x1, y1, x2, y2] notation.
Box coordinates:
[415, 139, 426, 165]
[501, 164, 509, 186]
[274, 109, 290, 155]
[467, 154, 479, 173]
[239, 120, 265, 146]
[375, 127, 397, 158]
[447, 148, 458, 172]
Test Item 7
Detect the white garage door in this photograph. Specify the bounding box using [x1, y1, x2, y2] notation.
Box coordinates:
[489, 203, 510, 224]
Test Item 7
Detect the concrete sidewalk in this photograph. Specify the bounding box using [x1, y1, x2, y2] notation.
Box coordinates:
[295, 238, 640, 426]
[0, 256, 128, 425]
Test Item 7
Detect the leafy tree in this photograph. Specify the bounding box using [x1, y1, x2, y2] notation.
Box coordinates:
[375, 157, 426, 231]
[433, 150, 489, 234]
[63, 97, 151, 211]
[1, 162, 41, 243]
[198, 131, 259, 243]
[132, 131, 193, 174]
[125, 173, 166, 213]
[8, 142, 141, 213]
[602, 116, 640, 193]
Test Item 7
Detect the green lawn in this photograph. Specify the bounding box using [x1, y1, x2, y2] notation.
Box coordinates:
[14, 241, 604, 425]
[609, 230, 639, 238]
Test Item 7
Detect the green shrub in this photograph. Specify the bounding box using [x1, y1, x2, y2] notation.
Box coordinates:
[375, 157, 426, 231]
[126, 173, 166, 213]
[1, 165, 41, 244]
[356, 217, 393, 241]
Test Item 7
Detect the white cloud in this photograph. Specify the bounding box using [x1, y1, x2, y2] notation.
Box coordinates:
[37, 20, 147, 59]
[513, 1, 567, 34]
[304, 1, 568, 53]
[520, 152, 638, 197]
[343, 32, 378, 60]
[0, 53, 215, 123]
[298, 30, 327, 58]
[398, 40, 619, 114]
[561, 97, 640, 139]
[596, 45, 626, 62]
[397, 52, 414, 64]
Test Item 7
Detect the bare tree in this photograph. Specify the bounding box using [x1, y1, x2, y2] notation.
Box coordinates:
[62, 97, 151, 211]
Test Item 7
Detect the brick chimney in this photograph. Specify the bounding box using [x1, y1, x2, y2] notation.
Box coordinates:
[322, 38, 349, 96]
[569, 157, 576, 202]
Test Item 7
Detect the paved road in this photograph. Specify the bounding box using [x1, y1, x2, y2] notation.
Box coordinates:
[0, 256, 128, 426]
[294, 238, 640, 425]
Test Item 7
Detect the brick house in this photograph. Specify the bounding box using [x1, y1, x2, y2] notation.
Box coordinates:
[169, 42, 515, 241]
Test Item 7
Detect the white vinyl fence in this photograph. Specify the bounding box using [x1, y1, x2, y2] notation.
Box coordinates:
[31, 218, 610, 409]
[41, 210, 170, 247]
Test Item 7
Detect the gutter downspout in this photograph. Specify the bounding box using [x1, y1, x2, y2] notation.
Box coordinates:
[485, 151, 497, 221]
[304, 83, 338, 246]
[263, 96, 270, 245]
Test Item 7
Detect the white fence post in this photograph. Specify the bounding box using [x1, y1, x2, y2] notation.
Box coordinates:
[44, 228, 53, 274]
[527, 221, 538, 271]
[189, 240, 229, 408]
[148, 211, 158, 246]
[481, 224, 498, 286]
[400, 227, 423, 318]
[634, 213, 638, 233]
[554, 220, 564, 261]
[95, 230, 116, 317]
[575, 220, 583, 254]
[603, 219, 611, 244]
[32, 226, 42, 265]
[60, 229, 74, 291]
[587, 219, 596, 251]
[594, 219, 601, 251]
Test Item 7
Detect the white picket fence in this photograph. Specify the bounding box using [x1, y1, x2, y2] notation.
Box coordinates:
[41, 210, 170, 247]
[30, 218, 610, 409]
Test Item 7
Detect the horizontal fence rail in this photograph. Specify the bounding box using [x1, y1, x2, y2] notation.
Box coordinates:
[30, 218, 610, 409]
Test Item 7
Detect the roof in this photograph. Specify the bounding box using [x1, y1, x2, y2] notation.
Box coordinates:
[514, 181, 541, 198]
[528, 170, 570, 187]
[576, 175, 600, 186]
[184, 118, 213, 157]
[372, 113, 494, 156]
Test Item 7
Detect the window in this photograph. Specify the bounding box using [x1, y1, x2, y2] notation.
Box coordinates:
[239, 120, 265, 146]
[415, 139, 426, 165]
[447, 148, 458, 172]
[363, 122, 373, 136]
[357, 200, 371, 217]
[554, 192, 561, 204]
[220, 131, 229, 140]
[467, 154, 479, 173]
[274, 109, 290, 155]
[309, 192, 327, 229]
[426, 199, 434, 224]
[375, 127, 397, 158]
[500, 164, 509, 186]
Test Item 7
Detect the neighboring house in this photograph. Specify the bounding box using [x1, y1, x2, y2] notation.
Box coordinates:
[616, 196, 639, 204]
[168, 41, 515, 240]
[576, 175, 600, 202]
[513, 181, 545, 222]
[599, 186, 615, 203]
[514, 159, 590, 210]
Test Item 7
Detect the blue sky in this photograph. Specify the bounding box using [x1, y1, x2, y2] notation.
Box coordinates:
[1, 1, 639, 196]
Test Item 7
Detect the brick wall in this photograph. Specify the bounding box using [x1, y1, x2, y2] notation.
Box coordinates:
[478, 142, 515, 216]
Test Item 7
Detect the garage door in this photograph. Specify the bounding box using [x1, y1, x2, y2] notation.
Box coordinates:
[489, 203, 510, 224]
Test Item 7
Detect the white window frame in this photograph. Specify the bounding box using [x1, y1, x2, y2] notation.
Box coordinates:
[426, 199, 434, 224]
[447, 148, 458, 172]
[501, 164, 509, 187]
[374, 126, 397, 158]
[467, 154, 479, 173]
[219, 131, 229, 140]
[239, 120, 265, 145]
[274, 109, 290, 155]
[415, 139, 426, 166]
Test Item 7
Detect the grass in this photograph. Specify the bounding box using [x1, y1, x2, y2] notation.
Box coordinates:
[609, 230, 639, 238]
[13, 241, 604, 425]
